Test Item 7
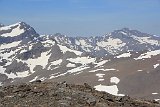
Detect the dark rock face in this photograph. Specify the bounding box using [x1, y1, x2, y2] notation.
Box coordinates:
[5, 60, 29, 74]
[0, 81, 159, 107]
[18, 42, 48, 60]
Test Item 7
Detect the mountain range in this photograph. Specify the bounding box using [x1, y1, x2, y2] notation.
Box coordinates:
[0, 22, 160, 101]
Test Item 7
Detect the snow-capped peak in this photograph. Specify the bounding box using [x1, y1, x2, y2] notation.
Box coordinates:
[0, 22, 38, 39]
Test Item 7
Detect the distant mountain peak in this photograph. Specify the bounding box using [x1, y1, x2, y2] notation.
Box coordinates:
[0, 23, 4, 27]
[121, 27, 130, 31]
[0, 22, 39, 43]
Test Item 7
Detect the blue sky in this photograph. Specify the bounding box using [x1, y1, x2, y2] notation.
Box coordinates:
[1, 0, 160, 36]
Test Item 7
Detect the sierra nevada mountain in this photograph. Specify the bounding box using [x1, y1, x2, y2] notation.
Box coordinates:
[0, 22, 160, 100]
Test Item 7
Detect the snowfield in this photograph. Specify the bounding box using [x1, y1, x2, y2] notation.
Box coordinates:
[110, 77, 120, 84]
[153, 64, 159, 69]
[0, 22, 25, 37]
[94, 84, 124, 96]
[116, 52, 131, 58]
[96, 73, 105, 78]
[0, 41, 21, 50]
[135, 50, 160, 60]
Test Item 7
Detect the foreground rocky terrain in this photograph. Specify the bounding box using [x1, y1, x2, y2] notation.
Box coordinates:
[0, 81, 160, 107]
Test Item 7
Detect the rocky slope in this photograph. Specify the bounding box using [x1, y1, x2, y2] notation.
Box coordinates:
[0, 81, 160, 107]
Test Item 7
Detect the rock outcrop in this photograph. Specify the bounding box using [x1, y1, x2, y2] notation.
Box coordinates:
[0, 81, 159, 107]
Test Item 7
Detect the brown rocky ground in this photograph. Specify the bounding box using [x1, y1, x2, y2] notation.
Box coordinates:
[0, 81, 160, 107]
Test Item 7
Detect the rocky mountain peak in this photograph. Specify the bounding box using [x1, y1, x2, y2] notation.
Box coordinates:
[0, 22, 39, 44]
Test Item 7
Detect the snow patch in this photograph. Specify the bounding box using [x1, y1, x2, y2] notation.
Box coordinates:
[0, 41, 21, 49]
[116, 52, 131, 58]
[58, 44, 82, 56]
[120, 31, 127, 35]
[49, 72, 67, 79]
[96, 73, 105, 78]
[152, 93, 158, 95]
[134, 50, 160, 60]
[94, 60, 108, 68]
[131, 35, 160, 46]
[39, 77, 46, 81]
[51, 59, 62, 66]
[89, 68, 116, 72]
[110, 77, 120, 84]
[98, 79, 104, 81]
[153, 64, 159, 69]
[94, 84, 124, 96]
[67, 57, 95, 65]
[42, 40, 55, 47]
[66, 63, 76, 67]
[0, 82, 2, 86]
[29, 76, 38, 82]
[67, 65, 89, 73]
[137, 70, 143, 72]
[155, 99, 160, 101]
[96, 37, 126, 50]
[19, 51, 51, 73]
[16, 70, 30, 78]
[1, 23, 25, 37]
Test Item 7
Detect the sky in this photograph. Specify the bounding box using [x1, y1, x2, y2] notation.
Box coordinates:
[1, 0, 160, 37]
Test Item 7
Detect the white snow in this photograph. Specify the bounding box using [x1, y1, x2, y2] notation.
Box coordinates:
[79, 39, 86, 46]
[67, 65, 89, 73]
[1, 23, 25, 37]
[134, 50, 160, 60]
[110, 77, 120, 84]
[49, 72, 67, 79]
[131, 35, 160, 46]
[153, 64, 159, 69]
[96, 37, 126, 50]
[78, 39, 92, 47]
[47, 59, 62, 70]
[29, 76, 38, 82]
[66, 63, 76, 67]
[0, 48, 21, 61]
[58, 44, 82, 56]
[94, 60, 108, 68]
[51, 59, 62, 66]
[116, 52, 131, 58]
[98, 79, 104, 81]
[89, 68, 116, 72]
[5, 72, 21, 79]
[152, 93, 158, 95]
[75, 40, 80, 45]
[16, 70, 30, 78]
[67, 57, 95, 65]
[120, 31, 127, 35]
[39, 77, 46, 81]
[42, 40, 55, 47]
[0, 41, 21, 50]
[0, 66, 24, 79]
[154, 99, 160, 101]
[96, 73, 105, 78]
[0, 22, 20, 30]
[19, 51, 51, 73]
[94, 84, 124, 96]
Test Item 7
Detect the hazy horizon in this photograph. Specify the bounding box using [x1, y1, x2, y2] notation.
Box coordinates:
[1, 0, 160, 37]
